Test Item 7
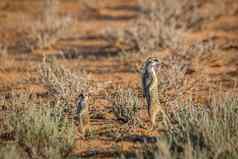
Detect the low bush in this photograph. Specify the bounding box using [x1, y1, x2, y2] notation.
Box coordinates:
[119, 92, 238, 159]
[110, 88, 141, 126]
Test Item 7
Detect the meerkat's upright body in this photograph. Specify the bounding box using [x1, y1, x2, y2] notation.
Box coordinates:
[141, 57, 161, 127]
[76, 94, 89, 133]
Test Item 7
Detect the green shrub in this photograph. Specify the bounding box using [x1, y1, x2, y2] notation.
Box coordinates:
[167, 95, 238, 157]
[0, 74, 79, 159]
[7, 101, 76, 159]
[0, 143, 26, 159]
[110, 88, 141, 125]
[40, 57, 88, 99]
[118, 93, 238, 159]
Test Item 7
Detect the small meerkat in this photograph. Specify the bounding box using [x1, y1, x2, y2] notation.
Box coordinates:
[75, 93, 89, 133]
[141, 57, 162, 128]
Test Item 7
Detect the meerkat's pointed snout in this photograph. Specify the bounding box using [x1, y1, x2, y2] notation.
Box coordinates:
[141, 57, 162, 128]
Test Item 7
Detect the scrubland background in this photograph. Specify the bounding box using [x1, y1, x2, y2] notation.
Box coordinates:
[0, 0, 238, 158]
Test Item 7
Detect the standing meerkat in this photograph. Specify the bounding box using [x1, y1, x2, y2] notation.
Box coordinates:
[141, 57, 162, 128]
[75, 93, 89, 134]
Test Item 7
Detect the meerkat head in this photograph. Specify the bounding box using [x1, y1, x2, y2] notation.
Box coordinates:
[78, 93, 89, 101]
[77, 93, 85, 100]
[144, 57, 161, 74]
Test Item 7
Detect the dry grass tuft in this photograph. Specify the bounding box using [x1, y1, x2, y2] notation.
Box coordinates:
[4, 0, 74, 53]
[31, 0, 73, 50]
[105, 0, 237, 55]
[110, 88, 141, 126]
[0, 143, 26, 159]
[40, 57, 89, 99]
[119, 92, 238, 159]
[0, 55, 92, 158]
[0, 93, 76, 159]
[105, 0, 201, 53]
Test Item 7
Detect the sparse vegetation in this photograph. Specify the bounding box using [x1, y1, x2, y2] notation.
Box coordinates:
[0, 57, 89, 158]
[105, 0, 198, 53]
[164, 93, 238, 159]
[106, 0, 238, 54]
[119, 92, 238, 159]
[110, 88, 141, 126]
[10, 103, 75, 159]
[0, 143, 25, 159]
[0, 93, 76, 159]
[0, 0, 74, 53]
[33, 0, 73, 49]
[40, 57, 89, 100]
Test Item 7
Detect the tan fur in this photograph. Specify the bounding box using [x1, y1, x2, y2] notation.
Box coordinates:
[141, 57, 162, 128]
[80, 108, 89, 134]
[76, 94, 89, 135]
[149, 75, 160, 126]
